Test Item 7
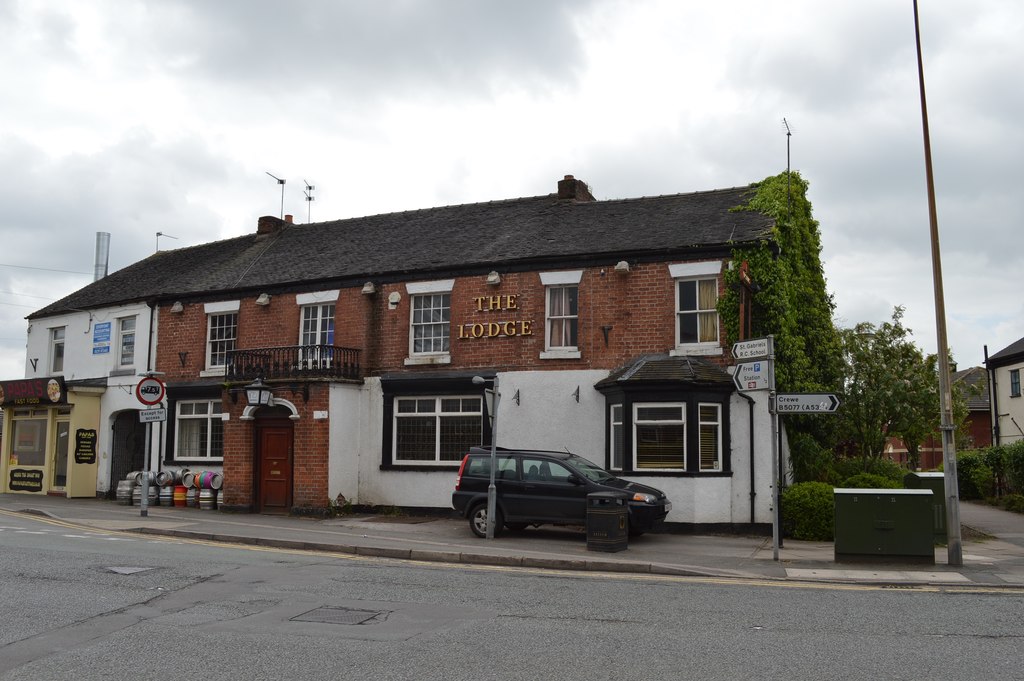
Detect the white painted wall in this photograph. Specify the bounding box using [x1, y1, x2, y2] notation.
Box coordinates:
[992, 363, 1024, 444]
[329, 369, 779, 527]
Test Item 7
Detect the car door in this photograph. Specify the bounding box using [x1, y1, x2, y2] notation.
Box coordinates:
[514, 456, 588, 523]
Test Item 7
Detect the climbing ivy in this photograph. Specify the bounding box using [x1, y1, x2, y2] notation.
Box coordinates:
[719, 171, 844, 444]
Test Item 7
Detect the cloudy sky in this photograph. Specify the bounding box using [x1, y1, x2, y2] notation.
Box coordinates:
[1, 0, 1020, 381]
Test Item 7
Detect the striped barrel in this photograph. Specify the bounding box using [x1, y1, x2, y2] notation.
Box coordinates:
[173, 485, 187, 507]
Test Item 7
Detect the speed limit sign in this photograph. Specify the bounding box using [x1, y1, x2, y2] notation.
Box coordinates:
[135, 376, 166, 406]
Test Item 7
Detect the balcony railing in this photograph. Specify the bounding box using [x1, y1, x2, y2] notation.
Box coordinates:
[226, 345, 362, 381]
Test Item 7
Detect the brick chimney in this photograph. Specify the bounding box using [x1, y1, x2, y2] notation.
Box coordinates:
[257, 215, 288, 237]
[557, 174, 595, 202]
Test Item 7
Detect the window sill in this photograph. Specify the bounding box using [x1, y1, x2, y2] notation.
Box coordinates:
[199, 367, 227, 377]
[670, 344, 723, 357]
[539, 349, 581, 360]
[109, 368, 135, 377]
[404, 354, 451, 366]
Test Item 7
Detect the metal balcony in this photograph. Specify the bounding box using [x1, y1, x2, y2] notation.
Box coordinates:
[226, 345, 361, 381]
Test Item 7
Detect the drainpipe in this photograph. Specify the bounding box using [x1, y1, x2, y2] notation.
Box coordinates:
[985, 345, 999, 445]
[738, 392, 756, 526]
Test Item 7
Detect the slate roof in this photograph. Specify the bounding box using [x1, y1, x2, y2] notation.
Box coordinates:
[986, 336, 1024, 367]
[30, 183, 773, 319]
[594, 354, 734, 389]
[952, 366, 989, 411]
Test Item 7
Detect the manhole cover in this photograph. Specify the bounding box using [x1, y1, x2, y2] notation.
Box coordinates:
[291, 606, 384, 625]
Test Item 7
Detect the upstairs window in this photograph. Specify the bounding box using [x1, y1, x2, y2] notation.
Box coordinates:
[206, 313, 237, 370]
[1011, 369, 1021, 398]
[677, 278, 719, 344]
[118, 317, 136, 367]
[300, 304, 336, 346]
[411, 293, 451, 354]
[546, 285, 579, 350]
[50, 327, 65, 373]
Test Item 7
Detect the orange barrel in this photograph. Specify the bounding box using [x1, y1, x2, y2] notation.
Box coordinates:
[173, 485, 187, 507]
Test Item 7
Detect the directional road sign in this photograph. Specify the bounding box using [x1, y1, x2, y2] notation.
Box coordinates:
[775, 393, 841, 414]
[733, 361, 771, 391]
[732, 337, 770, 360]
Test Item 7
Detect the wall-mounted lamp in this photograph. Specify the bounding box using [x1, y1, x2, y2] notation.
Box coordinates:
[486, 271, 502, 286]
[388, 291, 401, 310]
[255, 293, 272, 306]
[614, 260, 631, 274]
[170, 301, 184, 313]
[361, 281, 377, 295]
[244, 377, 273, 407]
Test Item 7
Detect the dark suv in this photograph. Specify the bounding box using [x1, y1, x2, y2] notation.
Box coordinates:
[452, 447, 671, 538]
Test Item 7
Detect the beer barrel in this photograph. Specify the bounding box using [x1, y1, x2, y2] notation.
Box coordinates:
[115, 480, 134, 505]
[173, 485, 187, 507]
[198, 488, 217, 511]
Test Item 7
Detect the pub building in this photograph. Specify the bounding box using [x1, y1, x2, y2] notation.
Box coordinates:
[13, 175, 795, 531]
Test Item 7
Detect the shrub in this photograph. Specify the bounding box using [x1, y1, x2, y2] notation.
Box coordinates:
[1006, 441, 1024, 496]
[789, 431, 833, 483]
[956, 450, 993, 500]
[996, 494, 1024, 514]
[781, 482, 835, 541]
[828, 457, 907, 487]
[840, 473, 901, 489]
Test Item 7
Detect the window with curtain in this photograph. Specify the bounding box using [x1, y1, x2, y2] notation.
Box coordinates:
[676, 278, 719, 345]
[698, 403, 722, 471]
[394, 396, 481, 463]
[633, 404, 685, 470]
[175, 400, 224, 460]
[546, 285, 578, 349]
[118, 317, 136, 367]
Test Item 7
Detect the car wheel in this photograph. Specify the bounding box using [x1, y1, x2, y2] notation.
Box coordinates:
[469, 503, 504, 538]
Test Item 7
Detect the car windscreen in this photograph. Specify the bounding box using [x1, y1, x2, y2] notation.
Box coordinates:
[567, 455, 616, 483]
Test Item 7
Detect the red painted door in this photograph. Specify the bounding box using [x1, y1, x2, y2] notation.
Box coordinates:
[257, 424, 293, 513]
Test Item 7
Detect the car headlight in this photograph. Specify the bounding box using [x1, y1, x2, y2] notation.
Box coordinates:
[631, 492, 657, 504]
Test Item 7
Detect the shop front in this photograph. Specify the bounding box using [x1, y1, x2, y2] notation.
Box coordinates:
[0, 377, 102, 497]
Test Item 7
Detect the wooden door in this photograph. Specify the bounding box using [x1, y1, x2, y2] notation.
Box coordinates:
[256, 423, 293, 513]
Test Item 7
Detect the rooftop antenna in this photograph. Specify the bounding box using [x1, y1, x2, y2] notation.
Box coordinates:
[266, 171, 286, 219]
[782, 118, 793, 219]
[304, 179, 315, 223]
[156, 231, 177, 252]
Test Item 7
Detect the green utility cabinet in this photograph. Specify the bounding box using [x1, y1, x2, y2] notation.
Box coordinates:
[833, 488, 935, 564]
[903, 471, 947, 543]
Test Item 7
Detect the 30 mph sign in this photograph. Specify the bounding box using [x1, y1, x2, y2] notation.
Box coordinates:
[135, 376, 166, 406]
[775, 393, 840, 414]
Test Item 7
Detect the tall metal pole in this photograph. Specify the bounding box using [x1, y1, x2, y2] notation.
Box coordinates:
[140, 421, 151, 518]
[767, 335, 780, 561]
[486, 376, 501, 539]
[913, 0, 962, 566]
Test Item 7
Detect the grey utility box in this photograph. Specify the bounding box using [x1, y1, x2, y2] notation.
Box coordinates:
[903, 471, 947, 543]
[834, 488, 935, 564]
[586, 491, 629, 553]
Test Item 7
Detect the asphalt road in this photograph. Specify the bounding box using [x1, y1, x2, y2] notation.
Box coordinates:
[2, 512, 1023, 680]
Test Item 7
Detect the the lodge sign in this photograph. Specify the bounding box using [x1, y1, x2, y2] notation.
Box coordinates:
[458, 294, 535, 340]
[0, 377, 67, 407]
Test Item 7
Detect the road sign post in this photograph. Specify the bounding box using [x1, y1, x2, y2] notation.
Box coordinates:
[135, 373, 166, 518]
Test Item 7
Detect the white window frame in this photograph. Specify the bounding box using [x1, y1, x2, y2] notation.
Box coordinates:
[205, 312, 238, 372]
[117, 316, 137, 368]
[174, 400, 224, 461]
[610, 404, 624, 470]
[300, 303, 335, 346]
[50, 327, 66, 374]
[698, 402, 723, 471]
[405, 280, 454, 365]
[633, 402, 686, 471]
[539, 270, 583, 359]
[393, 395, 482, 464]
[668, 262, 722, 357]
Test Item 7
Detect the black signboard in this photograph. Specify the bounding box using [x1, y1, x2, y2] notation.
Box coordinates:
[9, 469, 44, 493]
[0, 377, 68, 407]
[75, 429, 97, 464]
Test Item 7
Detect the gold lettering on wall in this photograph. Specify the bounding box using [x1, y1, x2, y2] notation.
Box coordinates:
[460, 292, 532, 340]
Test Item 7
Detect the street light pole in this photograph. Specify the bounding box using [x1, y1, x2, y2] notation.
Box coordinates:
[473, 375, 501, 539]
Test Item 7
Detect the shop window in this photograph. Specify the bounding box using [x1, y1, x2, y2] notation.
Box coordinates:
[393, 396, 481, 464]
[11, 418, 47, 467]
[175, 400, 224, 460]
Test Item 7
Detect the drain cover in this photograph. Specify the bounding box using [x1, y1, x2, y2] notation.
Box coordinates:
[291, 606, 384, 625]
[106, 567, 155, 575]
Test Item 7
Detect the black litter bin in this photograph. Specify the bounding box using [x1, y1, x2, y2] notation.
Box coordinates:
[586, 491, 629, 553]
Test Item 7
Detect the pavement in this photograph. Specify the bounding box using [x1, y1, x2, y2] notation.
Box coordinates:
[2, 493, 1023, 588]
